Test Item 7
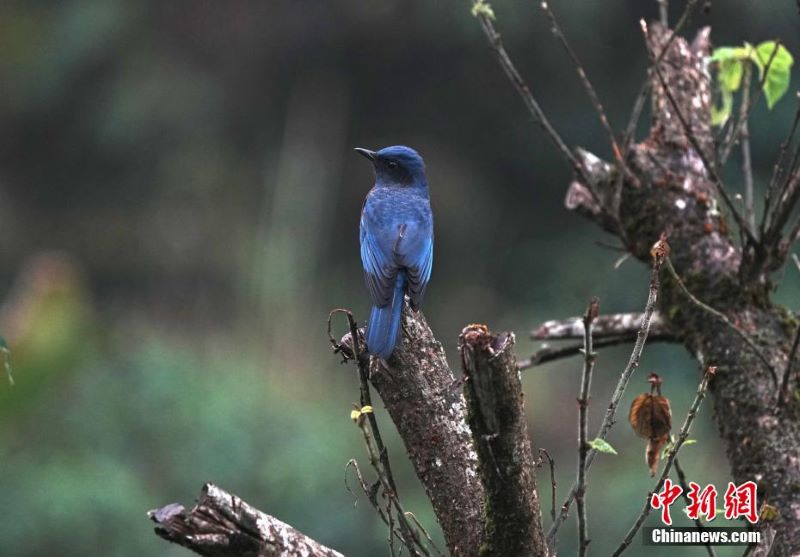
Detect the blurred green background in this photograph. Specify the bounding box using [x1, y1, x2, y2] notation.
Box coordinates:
[0, 1, 798, 555]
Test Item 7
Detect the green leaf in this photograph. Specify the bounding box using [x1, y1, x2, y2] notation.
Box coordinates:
[717, 59, 744, 92]
[755, 41, 793, 109]
[711, 88, 734, 127]
[588, 438, 617, 455]
[470, 0, 495, 20]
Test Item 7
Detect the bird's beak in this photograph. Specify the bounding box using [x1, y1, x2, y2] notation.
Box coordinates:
[354, 147, 376, 161]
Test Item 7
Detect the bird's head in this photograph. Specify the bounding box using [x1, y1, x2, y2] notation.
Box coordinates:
[354, 145, 427, 188]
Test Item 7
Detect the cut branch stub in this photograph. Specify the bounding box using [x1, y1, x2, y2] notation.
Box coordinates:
[149, 483, 344, 557]
[459, 324, 548, 557]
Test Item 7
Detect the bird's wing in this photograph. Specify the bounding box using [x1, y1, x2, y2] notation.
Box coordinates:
[404, 234, 433, 309]
[360, 204, 398, 307]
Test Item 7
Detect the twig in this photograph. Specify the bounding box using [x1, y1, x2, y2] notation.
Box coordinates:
[547, 243, 665, 545]
[345, 459, 391, 527]
[472, 3, 600, 204]
[739, 65, 756, 233]
[405, 512, 445, 557]
[539, 1, 636, 187]
[517, 334, 676, 371]
[356, 406, 430, 557]
[762, 93, 800, 238]
[778, 322, 800, 407]
[612, 1, 701, 220]
[576, 298, 599, 557]
[612, 366, 715, 556]
[664, 257, 779, 385]
[537, 448, 557, 522]
[673, 458, 717, 557]
[658, 0, 669, 26]
[642, 21, 757, 246]
[719, 41, 783, 165]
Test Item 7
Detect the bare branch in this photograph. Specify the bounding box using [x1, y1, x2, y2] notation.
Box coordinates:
[537, 448, 557, 523]
[664, 257, 778, 385]
[460, 324, 549, 557]
[612, 366, 714, 556]
[150, 483, 344, 557]
[539, 1, 638, 187]
[532, 311, 670, 340]
[547, 249, 664, 545]
[739, 65, 756, 232]
[763, 93, 800, 239]
[518, 334, 677, 371]
[673, 458, 717, 557]
[576, 298, 599, 557]
[472, 4, 601, 206]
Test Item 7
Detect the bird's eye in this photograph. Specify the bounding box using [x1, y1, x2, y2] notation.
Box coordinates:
[387, 160, 398, 169]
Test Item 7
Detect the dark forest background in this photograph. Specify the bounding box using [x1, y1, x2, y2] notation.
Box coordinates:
[0, 1, 798, 555]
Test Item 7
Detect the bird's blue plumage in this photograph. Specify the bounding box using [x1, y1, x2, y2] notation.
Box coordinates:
[357, 145, 434, 359]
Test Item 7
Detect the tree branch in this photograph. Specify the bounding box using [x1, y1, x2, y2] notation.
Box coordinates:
[362, 303, 487, 557]
[459, 324, 549, 557]
[576, 299, 599, 557]
[149, 483, 344, 557]
[532, 311, 671, 341]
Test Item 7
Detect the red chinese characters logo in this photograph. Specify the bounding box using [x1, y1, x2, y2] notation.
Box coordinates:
[686, 482, 717, 521]
[724, 481, 758, 524]
[651, 480, 758, 525]
[650, 479, 683, 525]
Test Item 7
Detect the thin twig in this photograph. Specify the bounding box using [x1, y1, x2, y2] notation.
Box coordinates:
[576, 298, 599, 557]
[612, 366, 715, 556]
[673, 458, 717, 557]
[613, 1, 701, 221]
[778, 323, 800, 407]
[537, 448, 557, 522]
[547, 245, 665, 546]
[404, 512, 445, 557]
[739, 65, 756, 233]
[356, 409, 430, 557]
[517, 334, 676, 371]
[762, 93, 800, 238]
[664, 257, 778, 385]
[472, 4, 600, 204]
[539, 1, 636, 187]
[719, 41, 783, 165]
[642, 21, 757, 245]
[658, 0, 669, 26]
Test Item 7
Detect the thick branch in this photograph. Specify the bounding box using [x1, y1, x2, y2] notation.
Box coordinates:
[459, 324, 548, 557]
[149, 483, 343, 557]
[364, 303, 486, 557]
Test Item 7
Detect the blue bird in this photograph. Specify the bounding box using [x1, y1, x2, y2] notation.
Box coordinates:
[355, 145, 434, 360]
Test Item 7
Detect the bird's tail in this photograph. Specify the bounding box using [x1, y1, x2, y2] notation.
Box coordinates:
[366, 271, 406, 359]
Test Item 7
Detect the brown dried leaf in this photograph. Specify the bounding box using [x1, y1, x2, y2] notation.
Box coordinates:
[646, 434, 670, 476]
[629, 393, 672, 439]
